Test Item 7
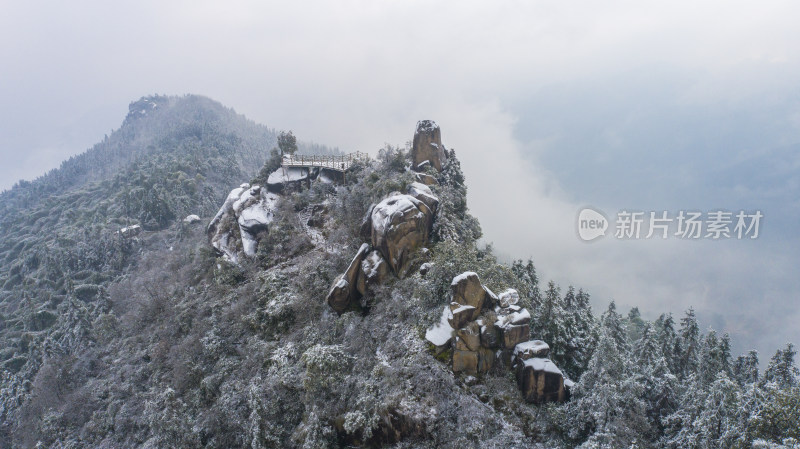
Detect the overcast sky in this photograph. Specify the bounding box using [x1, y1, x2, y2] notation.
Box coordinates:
[2, 0, 799, 359]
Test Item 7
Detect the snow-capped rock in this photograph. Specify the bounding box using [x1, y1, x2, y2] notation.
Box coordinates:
[207, 184, 278, 263]
[516, 357, 566, 404]
[119, 224, 141, 238]
[183, 214, 202, 224]
[370, 193, 435, 278]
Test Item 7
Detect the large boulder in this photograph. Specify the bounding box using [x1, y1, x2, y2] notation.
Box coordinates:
[516, 358, 566, 404]
[207, 184, 278, 263]
[411, 120, 448, 172]
[414, 172, 439, 186]
[370, 193, 435, 278]
[326, 243, 371, 314]
[450, 272, 486, 318]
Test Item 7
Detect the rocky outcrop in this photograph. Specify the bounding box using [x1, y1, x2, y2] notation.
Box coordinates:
[368, 191, 434, 278]
[411, 120, 448, 172]
[207, 183, 279, 263]
[327, 182, 440, 314]
[327, 243, 371, 314]
[425, 273, 568, 403]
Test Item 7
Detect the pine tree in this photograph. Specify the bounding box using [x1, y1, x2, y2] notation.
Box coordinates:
[625, 307, 646, 343]
[700, 329, 732, 386]
[632, 323, 678, 438]
[661, 374, 705, 449]
[570, 329, 649, 448]
[559, 287, 598, 380]
[762, 344, 800, 389]
[677, 308, 701, 380]
[512, 259, 541, 309]
[655, 313, 680, 376]
[694, 372, 744, 448]
[601, 301, 628, 352]
[734, 350, 760, 386]
[537, 281, 571, 374]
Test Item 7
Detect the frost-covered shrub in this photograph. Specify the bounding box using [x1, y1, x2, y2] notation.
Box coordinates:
[301, 344, 352, 393]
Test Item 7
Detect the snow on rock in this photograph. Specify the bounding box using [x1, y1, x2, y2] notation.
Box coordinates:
[498, 289, 520, 307]
[370, 193, 435, 278]
[119, 225, 141, 238]
[450, 272, 485, 320]
[516, 357, 566, 404]
[183, 214, 201, 224]
[425, 305, 454, 347]
[207, 184, 278, 263]
[406, 182, 439, 213]
[514, 340, 550, 360]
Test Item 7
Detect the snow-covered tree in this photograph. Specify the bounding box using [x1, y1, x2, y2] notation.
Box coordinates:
[570, 329, 649, 447]
[734, 350, 760, 386]
[600, 301, 628, 352]
[677, 308, 701, 380]
[762, 344, 799, 389]
[632, 323, 678, 437]
[699, 329, 732, 386]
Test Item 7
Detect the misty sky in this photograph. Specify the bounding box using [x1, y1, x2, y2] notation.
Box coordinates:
[2, 0, 799, 359]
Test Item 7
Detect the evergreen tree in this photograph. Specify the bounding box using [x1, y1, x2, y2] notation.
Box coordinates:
[734, 350, 760, 386]
[661, 374, 705, 449]
[655, 313, 680, 376]
[694, 372, 744, 448]
[625, 307, 646, 343]
[537, 281, 571, 375]
[677, 308, 701, 380]
[559, 287, 598, 380]
[699, 329, 732, 386]
[570, 329, 649, 448]
[632, 323, 678, 438]
[601, 301, 628, 352]
[762, 344, 800, 389]
[511, 259, 540, 309]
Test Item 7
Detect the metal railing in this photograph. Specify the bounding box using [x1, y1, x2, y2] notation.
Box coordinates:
[281, 151, 370, 172]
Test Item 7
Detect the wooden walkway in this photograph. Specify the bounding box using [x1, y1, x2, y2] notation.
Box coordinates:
[282, 151, 370, 172]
